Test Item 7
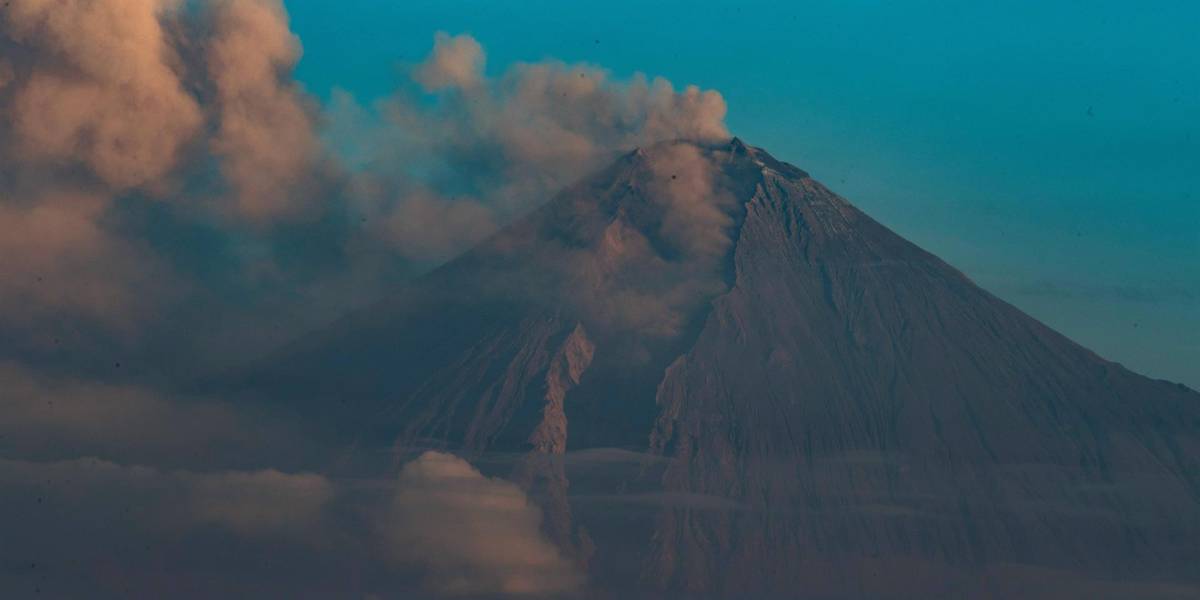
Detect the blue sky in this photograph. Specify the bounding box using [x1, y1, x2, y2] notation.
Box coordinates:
[285, 0, 1198, 388]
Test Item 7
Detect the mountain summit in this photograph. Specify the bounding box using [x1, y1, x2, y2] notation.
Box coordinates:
[247, 139, 1200, 598]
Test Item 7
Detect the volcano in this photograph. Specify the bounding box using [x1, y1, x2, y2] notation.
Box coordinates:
[245, 139, 1200, 598]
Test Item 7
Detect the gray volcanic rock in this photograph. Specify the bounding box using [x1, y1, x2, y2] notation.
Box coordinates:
[642, 144, 1200, 598]
[246, 139, 1200, 598]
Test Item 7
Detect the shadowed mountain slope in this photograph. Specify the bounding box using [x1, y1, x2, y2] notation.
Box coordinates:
[243, 139, 1200, 598]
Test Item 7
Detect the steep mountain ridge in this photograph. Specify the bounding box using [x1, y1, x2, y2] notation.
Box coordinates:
[242, 138, 1200, 598]
[641, 150, 1200, 596]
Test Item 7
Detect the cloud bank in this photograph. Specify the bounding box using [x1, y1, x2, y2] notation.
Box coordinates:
[0, 361, 314, 470]
[0, 448, 584, 598]
[206, 0, 326, 221]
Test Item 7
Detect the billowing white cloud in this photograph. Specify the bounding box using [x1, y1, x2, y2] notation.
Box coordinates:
[206, 0, 324, 222]
[0, 0, 203, 191]
[385, 451, 584, 597]
[416, 32, 486, 92]
[0, 11, 733, 347]
[337, 32, 730, 266]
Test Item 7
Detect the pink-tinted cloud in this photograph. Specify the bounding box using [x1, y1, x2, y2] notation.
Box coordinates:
[385, 451, 584, 596]
[1, 0, 203, 191]
[0, 15, 735, 378]
[0, 192, 169, 330]
[415, 32, 486, 92]
[206, 0, 324, 222]
[335, 32, 730, 266]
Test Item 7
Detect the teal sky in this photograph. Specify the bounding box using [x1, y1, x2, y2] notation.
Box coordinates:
[285, 0, 1199, 388]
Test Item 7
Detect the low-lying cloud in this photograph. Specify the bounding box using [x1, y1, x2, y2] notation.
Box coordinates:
[0, 456, 333, 536]
[0, 449, 583, 598]
[0, 456, 336, 597]
[416, 31, 486, 92]
[0, 362, 312, 470]
[385, 451, 584, 597]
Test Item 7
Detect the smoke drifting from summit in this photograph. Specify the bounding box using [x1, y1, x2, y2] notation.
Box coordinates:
[337, 31, 729, 267]
[0, 1, 730, 356]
